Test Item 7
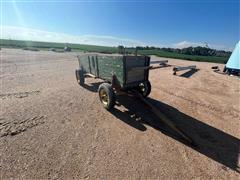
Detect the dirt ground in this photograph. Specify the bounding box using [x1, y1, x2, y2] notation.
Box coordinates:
[0, 48, 239, 179]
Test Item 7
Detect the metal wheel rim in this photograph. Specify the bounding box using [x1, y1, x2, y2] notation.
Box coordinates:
[139, 83, 146, 93]
[99, 89, 108, 105]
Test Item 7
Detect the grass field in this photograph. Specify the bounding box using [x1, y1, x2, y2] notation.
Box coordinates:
[135, 50, 228, 64]
[0, 39, 228, 63]
[0, 39, 118, 54]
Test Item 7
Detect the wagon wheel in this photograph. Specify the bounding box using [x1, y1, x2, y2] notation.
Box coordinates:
[98, 83, 115, 110]
[137, 81, 151, 97]
[75, 69, 85, 86]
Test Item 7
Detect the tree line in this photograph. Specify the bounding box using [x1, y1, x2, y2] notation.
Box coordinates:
[118, 45, 231, 57]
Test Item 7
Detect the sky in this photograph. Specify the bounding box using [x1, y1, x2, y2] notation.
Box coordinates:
[1, 0, 239, 50]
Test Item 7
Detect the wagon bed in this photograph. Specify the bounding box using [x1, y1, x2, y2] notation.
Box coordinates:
[76, 54, 152, 109]
[76, 54, 150, 89]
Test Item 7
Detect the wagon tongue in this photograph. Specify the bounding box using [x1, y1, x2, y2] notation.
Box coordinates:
[132, 90, 193, 145]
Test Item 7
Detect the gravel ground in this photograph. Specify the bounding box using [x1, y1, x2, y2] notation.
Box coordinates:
[0, 48, 239, 179]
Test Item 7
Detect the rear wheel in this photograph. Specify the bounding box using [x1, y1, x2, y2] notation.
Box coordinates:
[75, 69, 85, 86]
[137, 81, 151, 97]
[98, 83, 115, 110]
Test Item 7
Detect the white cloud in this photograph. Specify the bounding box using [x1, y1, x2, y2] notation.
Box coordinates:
[1, 25, 146, 47]
[174, 40, 234, 51]
[173, 41, 204, 49]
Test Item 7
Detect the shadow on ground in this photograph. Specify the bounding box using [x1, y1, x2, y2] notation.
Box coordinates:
[82, 82, 102, 92]
[115, 94, 239, 172]
[81, 82, 240, 172]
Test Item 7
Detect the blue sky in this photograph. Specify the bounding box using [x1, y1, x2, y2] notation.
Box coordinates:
[1, 0, 239, 50]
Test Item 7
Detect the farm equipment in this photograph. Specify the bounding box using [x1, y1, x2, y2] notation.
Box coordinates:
[75, 54, 193, 144]
[76, 54, 151, 110]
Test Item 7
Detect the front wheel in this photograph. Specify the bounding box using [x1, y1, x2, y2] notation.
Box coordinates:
[137, 81, 151, 97]
[98, 83, 115, 110]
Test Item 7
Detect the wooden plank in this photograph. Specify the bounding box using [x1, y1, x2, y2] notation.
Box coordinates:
[88, 56, 92, 74]
[84, 73, 97, 78]
[77, 54, 151, 87]
[97, 55, 124, 86]
[173, 65, 196, 72]
[151, 60, 168, 65]
[125, 56, 147, 84]
[150, 65, 171, 70]
[96, 56, 99, 77]
[127, 70, 145, 83]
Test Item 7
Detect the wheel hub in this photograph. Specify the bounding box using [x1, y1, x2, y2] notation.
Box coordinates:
[99, 89, 108, 105]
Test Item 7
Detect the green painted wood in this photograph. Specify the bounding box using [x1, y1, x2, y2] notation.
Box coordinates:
[97, 56, 124, 85]
[78, 55, 90, 72]
[77, 54, 149, 88]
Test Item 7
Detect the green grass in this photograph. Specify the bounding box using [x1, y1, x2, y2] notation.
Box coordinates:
[0, 39, 118, 54]
[0, 39, 228, 63]
[136, 50, 228, 64]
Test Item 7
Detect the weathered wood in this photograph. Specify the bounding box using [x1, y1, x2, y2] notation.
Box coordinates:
[150, 65, 171, 70]
[151, 60, 168, 65]
[125, 56, 148, 84]
[77, 54, 150, 88]
[173, 65, 197, 75]
[128, 66, 152, 71]
[133, 90, 193, 144]
[173, 65, 196, 72]
[97, 55, 124, 85]
[127, 70, 145, 83]
[84, 73, 97, 78]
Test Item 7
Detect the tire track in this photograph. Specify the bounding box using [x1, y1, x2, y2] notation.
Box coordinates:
[0, 90, 40, 99]
[0, 116, 45, 137]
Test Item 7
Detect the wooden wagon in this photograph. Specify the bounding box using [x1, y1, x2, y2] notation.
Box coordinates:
[75, 54, 152, 110]
[75, 54, 193, 144]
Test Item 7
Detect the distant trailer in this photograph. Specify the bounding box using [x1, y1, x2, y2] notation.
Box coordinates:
[64, 46, 71, 52]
